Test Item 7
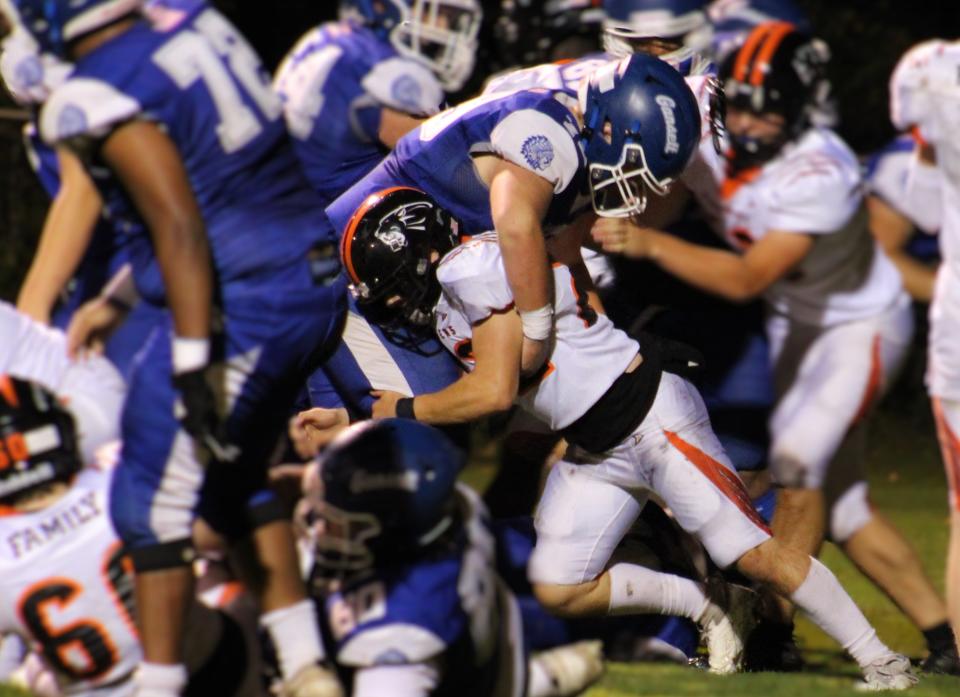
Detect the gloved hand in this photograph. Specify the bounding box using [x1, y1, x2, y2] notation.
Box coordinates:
[172, 367, 239, 464]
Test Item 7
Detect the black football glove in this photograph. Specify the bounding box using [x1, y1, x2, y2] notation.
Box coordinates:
[172, 368, 239, 464]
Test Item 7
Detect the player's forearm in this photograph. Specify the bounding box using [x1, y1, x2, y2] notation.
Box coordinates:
[153, 219, 213, 339]
[412, 371, 516, 424]
[17, 171, 102, 322]
[646, 231, 763, 302]
[889, 251, 936, 302]
[498, 224, 552, 312]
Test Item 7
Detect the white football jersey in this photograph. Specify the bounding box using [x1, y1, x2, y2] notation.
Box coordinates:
[0, 303, 125, 464]
[433, 234, 639, 430]
[867, 135, 942, 234]
[0, 468, 140, 695]
[688, 128, 904, 326]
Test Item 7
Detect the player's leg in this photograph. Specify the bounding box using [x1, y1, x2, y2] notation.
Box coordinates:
[933, 397, 960, 657]
[647, 375, 915, 687]
[109, 322, 205, 695]
[214, 278, 346, 697]
[529, 394, 752, 675]
[827, 424, 956, 671]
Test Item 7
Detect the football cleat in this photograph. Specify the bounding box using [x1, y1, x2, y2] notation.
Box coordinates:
[920, 644, 960, 676]
[697, 582, 756, 675]
[744, 621, 805, 673]
[531, 640, 605, 697]
[857, 653, 919, 691]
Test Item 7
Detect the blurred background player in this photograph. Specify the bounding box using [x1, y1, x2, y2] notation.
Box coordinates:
[591, 22, 958, 673]
[273, 0, 482, 207]
[0, 375, 254, 697]
[0, 2, 348, 695]
[298, 419, 604, 697]
[890, 37, 960, 665]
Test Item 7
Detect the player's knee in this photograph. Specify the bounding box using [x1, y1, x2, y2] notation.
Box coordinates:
[532, 580, 600, 618]
[829, 482, 873, 543]
[733, 538, 779, 582]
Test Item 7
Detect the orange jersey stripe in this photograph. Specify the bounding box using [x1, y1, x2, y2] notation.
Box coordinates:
[852, 334, 883, 425]
[664, 430, 771, 533]
[933, 398, 960, 513]
[0, 375, 20, 408]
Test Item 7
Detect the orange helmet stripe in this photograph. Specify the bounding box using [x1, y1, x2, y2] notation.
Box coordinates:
[0, 376, 19, 408]
[733, 22, 778, 82]
[749, 22, 796, 86]
[339, 186, 423, 285]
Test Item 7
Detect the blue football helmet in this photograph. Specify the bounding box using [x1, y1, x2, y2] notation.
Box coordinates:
[0, 375, 81, 506]
[302, 419, 465, 577]
[0, 0, 143, 56]
[579, 54, 701, 217]
[340, 0, 482, 91]
[602, 0, 713, 75]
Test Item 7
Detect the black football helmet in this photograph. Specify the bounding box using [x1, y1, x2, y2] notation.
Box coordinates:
[0, 375, 80, 506]
[302, 419, 465, 578]
[720, 22, 830, 168]
[340, 187, 461, 328]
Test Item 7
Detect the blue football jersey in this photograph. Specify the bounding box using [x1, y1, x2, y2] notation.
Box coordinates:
[483, 54, 610, 103]
[38, 7, 331, 304]
[319, 485, 525, 697]
[307, 294, 460, 419]
[274, 20, 445, 207]
[326, 89, 588, 238]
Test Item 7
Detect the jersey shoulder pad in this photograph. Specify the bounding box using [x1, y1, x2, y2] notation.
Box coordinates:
[766, 129, 861, 233]
[437, 236, 514, 324]
[39, 77, 141, 145]
[362, 57, 444, 117]
[489, 96, 583, 193]
[338, 623, 447, 667]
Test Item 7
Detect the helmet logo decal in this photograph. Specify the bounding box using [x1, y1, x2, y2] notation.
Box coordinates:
[655, 94, 680, 155]
[521, 134, 555, 170]
[349, 469, 420, 494]
[374, 224, 408, 253]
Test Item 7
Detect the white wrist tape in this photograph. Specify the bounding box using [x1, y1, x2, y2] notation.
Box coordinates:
[172, 337, 210, 374]
[519, 305, 554, 341]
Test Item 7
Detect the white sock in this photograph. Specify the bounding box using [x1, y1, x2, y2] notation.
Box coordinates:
[606, 563, 708, 620]
[261, 599, 325, 679]
[790, 558, 890, 666]
[527, 656, 555, 697]
[133, 662, 188, 697]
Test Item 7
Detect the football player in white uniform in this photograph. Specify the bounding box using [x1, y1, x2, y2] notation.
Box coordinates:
[890, 38, 960, 662]
[343, 186, 916, 688]
[865, 130, 941, 303]
[591, 22, 957, 671]
[0, 301, 124, 466]
[0, 376, 254, 697]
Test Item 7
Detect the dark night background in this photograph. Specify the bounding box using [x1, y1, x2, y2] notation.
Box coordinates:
[0, 0, 958, 300]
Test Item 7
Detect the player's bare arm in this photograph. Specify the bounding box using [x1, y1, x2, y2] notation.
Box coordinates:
[477, 155, 555, 373]
[867, 194, 936, 302]
[101, 120, 213, 341]
[372, 309, 522, 423]
[17, 147, 103, 324]
[594, 219, 814, 302]
[378, 107, 426, 149]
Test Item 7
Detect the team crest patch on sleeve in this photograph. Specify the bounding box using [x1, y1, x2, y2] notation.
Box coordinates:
[14, 55, 43, 88]
[521, 135, 555, 170]
[391, 75, 423, 112]
[57, 104, 89, 139]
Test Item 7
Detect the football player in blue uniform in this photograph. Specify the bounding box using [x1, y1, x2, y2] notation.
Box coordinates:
[274, 0, 482, 208]
[327, 52, 702, 379]
[299, 419, 603, 697]
[0, 2, 347, 696]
